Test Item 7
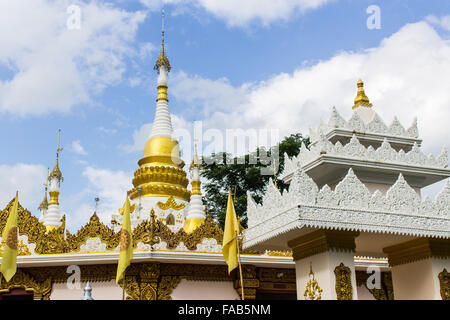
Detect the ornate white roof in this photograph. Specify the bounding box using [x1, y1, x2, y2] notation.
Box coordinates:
[280, 134, 448, 182]
[309, 106, 420, 143]
[244, 168, 450, 249]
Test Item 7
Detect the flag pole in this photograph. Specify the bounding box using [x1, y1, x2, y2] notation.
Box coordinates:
[235, 230, 245, 300]
[122, 270, 126, 300]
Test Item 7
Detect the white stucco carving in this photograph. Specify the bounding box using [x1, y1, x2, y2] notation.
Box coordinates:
[245, 168, 450, 249]
[79, 237, 107, 252]
[280, 134, 448, 180]
[309, 107, 419, 142]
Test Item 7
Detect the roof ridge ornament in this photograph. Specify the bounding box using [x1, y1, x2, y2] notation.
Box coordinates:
[352, 79, 372, 109]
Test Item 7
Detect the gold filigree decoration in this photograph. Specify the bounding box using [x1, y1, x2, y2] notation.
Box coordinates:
[334, 262, 353, 300]
[157, 196, 186, 211]
[304, 262, 322, 300]
[157, 276, 182, 300]
[0, 269, 52, 300]
[134, 214, 223, 251]
[438, 268, 449, 300]
[266, 250, 293, 257]
[1, 198, 223, 256]
[0, 239, 31, 256]
[66, 213, 120, 252]
[0, 199, 46, 247]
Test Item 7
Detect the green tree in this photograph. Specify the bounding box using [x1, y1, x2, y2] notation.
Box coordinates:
[201, 133, 310, 229]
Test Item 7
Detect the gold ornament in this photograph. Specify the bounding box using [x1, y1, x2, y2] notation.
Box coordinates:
[6, 226, 18, 250]
[157, 276, 182, 300]
[438, 268, 449, 300]
[120, 229, 131, 251]
[352, 79, 372, 109]
[157, 196, 186, 211]
[304, 262, 322, 300]
[334, 262, 353, 300]
[66, 212, 120, 252]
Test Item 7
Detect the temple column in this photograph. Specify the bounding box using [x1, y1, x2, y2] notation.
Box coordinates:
[287, 229, 359, 300]
[383, 238, 450, 300]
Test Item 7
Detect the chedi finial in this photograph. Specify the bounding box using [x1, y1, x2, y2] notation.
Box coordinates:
[154, 9, 171, 73]
[352, 79, 372, 109]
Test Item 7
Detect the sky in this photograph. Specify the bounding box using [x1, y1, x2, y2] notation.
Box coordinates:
[0, 0, 449, 231]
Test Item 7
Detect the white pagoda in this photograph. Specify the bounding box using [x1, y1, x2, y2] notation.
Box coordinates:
[244, 79, 450, 300]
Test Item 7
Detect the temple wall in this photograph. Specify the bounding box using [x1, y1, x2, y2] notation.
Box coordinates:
[50, 280, 122, 300]
[171, 279, 240, 300]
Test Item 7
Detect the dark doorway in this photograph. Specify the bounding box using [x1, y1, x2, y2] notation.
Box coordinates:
[0, 288, 34, 300]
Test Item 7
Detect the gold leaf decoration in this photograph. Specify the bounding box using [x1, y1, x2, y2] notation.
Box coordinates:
[304, 262, 322, 300]
[334, 262, 353, 300]
[66, 212, 120, 252]
[157, 196, 186, 211]
[438, 268, 449, 300]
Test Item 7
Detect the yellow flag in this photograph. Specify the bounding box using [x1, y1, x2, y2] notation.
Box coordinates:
[222, 190, 240, 274]
[116, 196, 133, 284]
[1, 192, 19, 282]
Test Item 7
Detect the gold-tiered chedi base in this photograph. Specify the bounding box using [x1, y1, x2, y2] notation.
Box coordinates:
[128, 136, 191, 202]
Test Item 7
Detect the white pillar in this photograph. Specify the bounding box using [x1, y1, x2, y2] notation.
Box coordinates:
[288, 229, 359, 300]
[383, 238, 450, 300]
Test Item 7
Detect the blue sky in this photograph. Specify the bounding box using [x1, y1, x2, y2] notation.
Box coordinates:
[0, 0, 449, 231]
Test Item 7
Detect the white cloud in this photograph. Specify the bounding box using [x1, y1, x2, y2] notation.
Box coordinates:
[120, 123, 153, 153]
[0, 164, 47, 214]
[97, 126, 118, 135]
[71, 140, 88, 155]
[64, 166, 133, 230]
[426, 15, 450, 31]
[141, 0, 333, 27]
[0, 0, 147, 116]
[171, 21, 450, 159]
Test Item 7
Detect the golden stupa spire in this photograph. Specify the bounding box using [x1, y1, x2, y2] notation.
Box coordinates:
[49, 129, 64, 182]
[38, 168, 49, 211]
[352, 79, 372, 109]
[127, 10, 190, 204]
[154, 9, 171, 73]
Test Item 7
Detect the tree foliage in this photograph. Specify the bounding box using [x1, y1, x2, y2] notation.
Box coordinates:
[201, 133, 310, 229]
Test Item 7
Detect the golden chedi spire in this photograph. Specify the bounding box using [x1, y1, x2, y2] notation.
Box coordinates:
[128, 10, 190, 203]
[45, 130, 64, 232]
[352, 79, 373, 109]
[183, 141, 206, 234]
[38, 169, 49, 212]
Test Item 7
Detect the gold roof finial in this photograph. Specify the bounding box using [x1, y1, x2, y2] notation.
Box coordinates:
[50, 129, 64, 182]
[154, 9, 171, 73]
[352, 79, 372, 109]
